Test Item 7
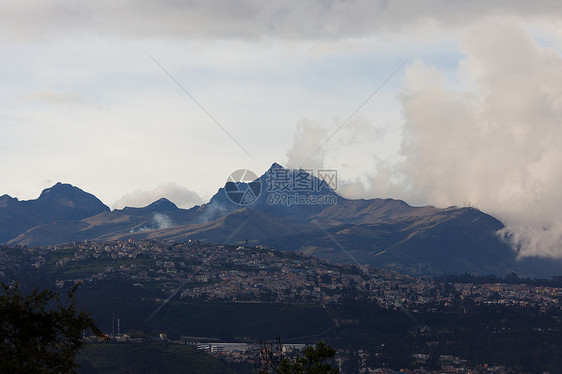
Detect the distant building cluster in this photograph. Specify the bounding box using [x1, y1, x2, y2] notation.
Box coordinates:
[0, 239, 560, 373]
[0, 239, 560, 311]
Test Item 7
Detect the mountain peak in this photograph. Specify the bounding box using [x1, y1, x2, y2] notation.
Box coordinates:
[145, 198, 179, 212]
[268, 162, 285, 172]
[0, 194, 17, 208]
[34, 182, 109, 218]
[38, 182, 77, 199]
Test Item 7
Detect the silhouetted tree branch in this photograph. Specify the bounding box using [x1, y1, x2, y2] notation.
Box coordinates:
[0, 282, 104, 373]
[256, 338, 339, 374]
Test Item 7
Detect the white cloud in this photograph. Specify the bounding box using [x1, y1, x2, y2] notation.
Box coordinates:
[285, 115, 404, 197]
[281, 16, 562, 259]
[3, 1, 562, 260]
[396, 19, 562, 258]
[286, 119, 327, 170]
[24, 89, 91, 106]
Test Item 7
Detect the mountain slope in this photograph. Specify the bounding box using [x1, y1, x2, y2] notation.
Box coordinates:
[26, 182, 110, 222]
[0, 183, 109, 243]
[8, 198, 200, 247]
[105, 207, 300, 243]
[4, 164, 562, 277]
[7, 164, 339, 246]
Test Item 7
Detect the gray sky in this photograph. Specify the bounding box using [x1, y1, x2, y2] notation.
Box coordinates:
[2, 1, 562, 257]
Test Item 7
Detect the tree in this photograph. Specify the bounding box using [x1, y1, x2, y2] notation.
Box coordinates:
[0, 282, 103, 373]
[341, 352, 360, 374]
[256, 339, 339, 374]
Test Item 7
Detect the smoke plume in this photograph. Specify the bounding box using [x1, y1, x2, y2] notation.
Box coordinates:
[153, 213, 174, 229]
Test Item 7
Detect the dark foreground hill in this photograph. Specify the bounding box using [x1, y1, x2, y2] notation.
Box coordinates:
[77, 343, 237, 374]
[3, 164, 562, 277]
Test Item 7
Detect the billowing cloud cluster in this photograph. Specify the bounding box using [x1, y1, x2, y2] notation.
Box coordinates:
[113, 183, 202, 210]
[285, 19, 562, 259]
[400, 20, 562, 258]
[286, 116, 404, 202]
[286, 120, 328, 170]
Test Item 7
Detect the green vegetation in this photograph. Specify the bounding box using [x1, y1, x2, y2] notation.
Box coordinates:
[0, 282, 102, 374]
[256, 341, 339, 374]
[77, 343, 237, 374]
[44, 247, 79, 266]
[45, 257, 153, 280]
[2, 246, 23, 257]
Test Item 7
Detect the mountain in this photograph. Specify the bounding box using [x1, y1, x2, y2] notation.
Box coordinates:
[8, 197, 200, 247]
[6, 164, 341, 246]
[293, 203, 519, 276]
[199, 162, 341, 221]
[3, 165, 562, 277]
[0, 183, 109, 243]
[105, 207, 299, 243]
[123, 197, 180, 213]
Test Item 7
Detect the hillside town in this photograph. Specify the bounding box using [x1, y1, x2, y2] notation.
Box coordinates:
[1, 239, 561, 373]
[0, 239, 560, 311]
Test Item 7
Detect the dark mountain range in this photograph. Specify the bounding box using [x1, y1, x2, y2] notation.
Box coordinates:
[0, 183, 109, 243]
[2, 165, 562, 277]
[198, 162, 342, 221]
[8, 197, 201, 246]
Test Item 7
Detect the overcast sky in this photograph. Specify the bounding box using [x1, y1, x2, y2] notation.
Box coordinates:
[2, 1, 562, 258]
